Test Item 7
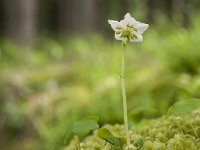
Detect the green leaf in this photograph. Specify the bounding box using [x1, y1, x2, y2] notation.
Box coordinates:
[64, 116, 99, 144]
[72, 120, 99, 135]
[98, 128, 126, 148]
[168, 98, 200, 117]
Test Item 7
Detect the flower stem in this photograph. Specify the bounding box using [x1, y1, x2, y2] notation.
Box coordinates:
[121, 45, 130, 148]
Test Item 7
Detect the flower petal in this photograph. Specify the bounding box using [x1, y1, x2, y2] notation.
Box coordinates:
[135, 22, 149, 34]
[130, 34, 143, 43]
[108, 20, 121, 30]
[124, 13, 149, 34]
[115, 33, 123, 41]
[124, 13, 131, 19]
[120, 13, 137, 26]
[119, 19, 128, 27]
[124, 13, 136, 21]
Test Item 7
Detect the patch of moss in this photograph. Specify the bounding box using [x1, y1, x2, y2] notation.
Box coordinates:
[65, 113, 200, 150]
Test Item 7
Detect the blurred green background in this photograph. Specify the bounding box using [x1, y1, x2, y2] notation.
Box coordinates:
[0, 0, 200, 149]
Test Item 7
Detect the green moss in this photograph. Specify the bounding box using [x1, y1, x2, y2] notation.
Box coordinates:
[65, 113, 200, 150]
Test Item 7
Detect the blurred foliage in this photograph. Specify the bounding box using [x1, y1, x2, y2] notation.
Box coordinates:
[1, 17, 200, 150]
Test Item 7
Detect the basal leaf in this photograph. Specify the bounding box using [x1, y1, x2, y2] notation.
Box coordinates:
[168, 98, 200, 117]
[98, 128, 126, 148]
[72, 120, 99, 135]
[65, 116, 99, 144]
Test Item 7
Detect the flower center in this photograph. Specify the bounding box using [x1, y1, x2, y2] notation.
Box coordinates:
[116, 24, 137, 40]
[121, 30, 131, 38]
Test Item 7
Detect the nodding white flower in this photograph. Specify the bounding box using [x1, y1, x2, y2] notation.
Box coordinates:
[108, 13, 149, 43]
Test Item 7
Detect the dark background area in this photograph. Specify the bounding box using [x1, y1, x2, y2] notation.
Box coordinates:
[0, 0, 199, 44]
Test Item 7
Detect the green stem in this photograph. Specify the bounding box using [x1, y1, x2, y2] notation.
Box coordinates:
[121, 45, 130, 148]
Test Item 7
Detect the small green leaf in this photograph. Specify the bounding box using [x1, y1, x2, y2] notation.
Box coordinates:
[98, 128, 126, 148]
[168, 98, 200, 117]
[64, 116, 100, 144]
[72, 120, 99, 135]
[98, 128, 120, 146]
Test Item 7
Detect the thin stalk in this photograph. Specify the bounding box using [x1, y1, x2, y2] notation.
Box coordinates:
[121, 45, 130, 148]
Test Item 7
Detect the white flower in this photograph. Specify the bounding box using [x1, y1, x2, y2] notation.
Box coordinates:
[108, 13, 149, 43]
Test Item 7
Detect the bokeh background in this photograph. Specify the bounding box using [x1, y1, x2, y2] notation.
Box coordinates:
[0, 0, 200, 149]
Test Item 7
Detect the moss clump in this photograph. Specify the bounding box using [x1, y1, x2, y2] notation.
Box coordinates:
[65, 113, 200, 150]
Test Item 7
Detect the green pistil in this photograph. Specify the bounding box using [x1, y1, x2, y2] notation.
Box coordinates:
[116, 24, 138, 41]
[121, 30, 131, 38]
[121, 30, 137, 41]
